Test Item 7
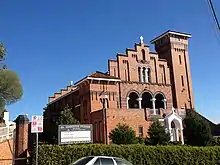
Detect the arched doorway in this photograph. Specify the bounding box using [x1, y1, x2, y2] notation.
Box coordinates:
[171, 119, 181, 142]
[141, 92, 153, 109]
[128, 92, 139, 108]
[155, 93, 165, 109]
[171, 121, 177, 141]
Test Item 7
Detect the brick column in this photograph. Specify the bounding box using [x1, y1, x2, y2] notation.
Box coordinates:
[15, 115, 29, 165]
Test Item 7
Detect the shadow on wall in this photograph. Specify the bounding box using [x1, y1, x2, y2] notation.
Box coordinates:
[0, 139, 13, 165]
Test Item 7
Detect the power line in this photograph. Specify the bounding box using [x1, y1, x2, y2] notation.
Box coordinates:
[207, 0, 220, 31]
[206, 0, 220, 45]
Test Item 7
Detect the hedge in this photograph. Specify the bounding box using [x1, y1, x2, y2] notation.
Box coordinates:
[31, 144, 220, 165]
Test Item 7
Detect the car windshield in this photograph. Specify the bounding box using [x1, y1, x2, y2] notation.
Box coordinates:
[70, 156, 95, 165]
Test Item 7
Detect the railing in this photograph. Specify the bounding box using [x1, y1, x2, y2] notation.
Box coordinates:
[0, 125, 16, 142]
[148, 109, 160, 115]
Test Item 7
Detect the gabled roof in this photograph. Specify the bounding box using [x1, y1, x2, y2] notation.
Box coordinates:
[74, 71, 121, 85]
[164, 108, 183, 121]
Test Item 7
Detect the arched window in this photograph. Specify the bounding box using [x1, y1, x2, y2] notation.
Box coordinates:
[141, 92, 153, 109]
[142, 49, 146, 61]
[142, 67, 146, 82]
[147, 68, 151, 83]
[155, 93, 165, 109]
[128, 92, 139, 109]
[138, 67, 141, 82]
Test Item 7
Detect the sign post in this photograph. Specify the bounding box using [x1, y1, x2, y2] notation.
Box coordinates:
[31, 116, 43, 165]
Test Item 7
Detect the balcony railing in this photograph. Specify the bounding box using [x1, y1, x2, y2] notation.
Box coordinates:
[0, 125, 16, 142]
[148, 109, 160, 115]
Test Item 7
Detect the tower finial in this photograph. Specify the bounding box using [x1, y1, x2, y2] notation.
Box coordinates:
[140, 36, 144, 44]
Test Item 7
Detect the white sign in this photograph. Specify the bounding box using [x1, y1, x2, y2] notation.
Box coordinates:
[31, 116, 43, 133]
[61, 130, 91, 143]
[58, 124, 93, 144]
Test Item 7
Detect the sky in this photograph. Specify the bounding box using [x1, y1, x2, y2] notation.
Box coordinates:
[1, 0, 220, 123]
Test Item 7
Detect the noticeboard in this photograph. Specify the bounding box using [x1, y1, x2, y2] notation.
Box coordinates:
[58, 124, 93, 145]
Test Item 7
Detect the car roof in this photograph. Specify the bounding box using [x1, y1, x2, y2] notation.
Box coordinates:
[95, 156, 114, 158]
[87, 156, 126, 159]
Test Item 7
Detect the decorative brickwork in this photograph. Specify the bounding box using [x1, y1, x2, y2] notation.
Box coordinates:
[43, 30, 195, 144]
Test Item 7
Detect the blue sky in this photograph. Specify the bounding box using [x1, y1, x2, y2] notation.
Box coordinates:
[1, 0, 220, 123]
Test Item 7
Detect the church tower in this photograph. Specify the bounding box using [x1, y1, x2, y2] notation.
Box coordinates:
[151, 31, 194, 110]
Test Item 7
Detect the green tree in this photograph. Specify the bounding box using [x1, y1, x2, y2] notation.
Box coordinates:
[45, 105, 80, 144]
[0, 43, 23, 109]
[57, 105, 80, 125]
[147, 119, 170, 145]
[183, 111, 213, 146]
[109, 123, 136, 144]
[0, 43, 6, 68]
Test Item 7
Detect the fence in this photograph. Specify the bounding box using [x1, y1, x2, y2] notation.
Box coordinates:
[0, 125, 16, 142]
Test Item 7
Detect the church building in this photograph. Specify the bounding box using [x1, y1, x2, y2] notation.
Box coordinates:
[43, 30, 194, 144]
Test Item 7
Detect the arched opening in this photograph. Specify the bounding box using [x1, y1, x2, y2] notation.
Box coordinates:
[155, 93, 165, 109]
[171, 120, 181, 142]
[142, 49, 146, 61]
[141, 92, 153, 109]
[138, 67, 141, 82]
[142, 67, 146, 82]
[147, 68, 151, 83]
[128, 92, 139, 109]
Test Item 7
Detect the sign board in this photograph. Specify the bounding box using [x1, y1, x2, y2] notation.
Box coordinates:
[31, 116, 43, 133]
[58, 124, 93, 145]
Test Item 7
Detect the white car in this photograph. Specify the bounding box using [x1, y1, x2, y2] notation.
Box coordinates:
[70, 156, 133, 165]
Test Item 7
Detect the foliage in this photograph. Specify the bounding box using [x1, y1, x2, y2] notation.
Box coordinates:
[57, 105, 80, 125]
[0, 43, 6, 63]
[0, 108, 7, 123]
[109, 123, 136, 144]
[147, 119, 170, 145]
[43, 105, 79, 144]
[211, 136, 220, 146]
[32, 144, 220, 165]
[135, 137, 146, 144]
[0, 43, 23, 109]
[183, 110, 213, 146]
[0, 69, 23, 108]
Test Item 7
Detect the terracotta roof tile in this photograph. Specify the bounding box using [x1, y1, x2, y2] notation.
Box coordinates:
[89, 71, 120, 79]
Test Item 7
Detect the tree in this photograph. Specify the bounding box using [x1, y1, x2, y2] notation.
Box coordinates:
[0, 43, 23, 109]
[183, 111, 213, 146]
[147, 119, 170, 145]
[0, 43, 6, 68]
[44, 105, 80, 144]
[0, 70, 23, 108]
[57, 105, 80, 125]
[109, 123, 136, 144]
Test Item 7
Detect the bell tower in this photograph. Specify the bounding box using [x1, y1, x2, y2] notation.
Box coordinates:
[151, 30, 194, 110]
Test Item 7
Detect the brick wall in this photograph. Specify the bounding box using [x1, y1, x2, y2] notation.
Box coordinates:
[106, 108, 152, 143]
[0, 139, 13, 165]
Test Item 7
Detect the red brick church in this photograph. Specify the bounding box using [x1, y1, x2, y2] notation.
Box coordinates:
[43, 30, 195, 144]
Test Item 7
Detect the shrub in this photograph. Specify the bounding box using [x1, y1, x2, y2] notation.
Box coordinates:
[147, 119, 170, 145]
[135, 137, 146, 144]
[109, 123, 136, 144]
[32, 144, 220, 165]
